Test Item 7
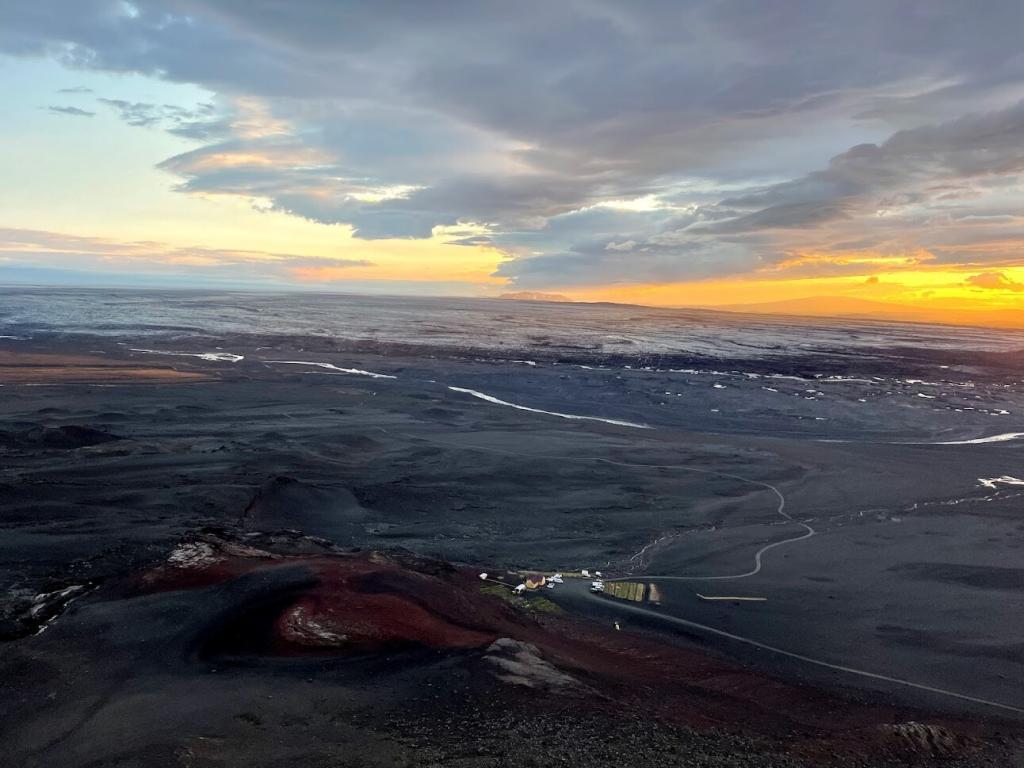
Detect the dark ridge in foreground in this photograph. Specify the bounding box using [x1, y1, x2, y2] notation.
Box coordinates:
[2, 529, 1020, 767]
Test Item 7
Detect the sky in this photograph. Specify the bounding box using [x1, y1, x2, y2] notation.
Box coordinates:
[2, 1, 1024, 319]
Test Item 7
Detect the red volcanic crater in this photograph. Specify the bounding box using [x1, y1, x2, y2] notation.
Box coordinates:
[137, 534, 509, 657]
[272, 560, 497, 654]
[128, 531, 1015, 764]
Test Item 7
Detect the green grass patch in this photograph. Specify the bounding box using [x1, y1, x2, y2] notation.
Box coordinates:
[526, 595, 562, 614]
[480, 583, 518, 604]
[479, 584, 562, 614]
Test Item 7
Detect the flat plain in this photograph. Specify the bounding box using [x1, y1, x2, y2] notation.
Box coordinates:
[2, 291, 1023, 766]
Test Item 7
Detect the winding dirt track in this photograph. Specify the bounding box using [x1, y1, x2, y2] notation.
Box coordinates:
[383, 425, 1023, 716]
[590, 457, 815, 581]
[383, 427, 816, 581]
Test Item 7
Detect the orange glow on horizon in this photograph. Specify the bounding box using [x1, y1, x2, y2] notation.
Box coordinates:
[560, 264, 1024, 328]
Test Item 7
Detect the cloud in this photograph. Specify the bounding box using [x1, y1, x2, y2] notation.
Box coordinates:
[3, 2, 1024, 288]
[606, 240, 636, 252]
[98, 98, 222, 136]
[966, 271, 1024, 292]
[56, 86, 92, 94]
[98, 98, 163, 127]
[47, 105, 95, 117]
[495, 100, 1024, 286]
[706, 101, 1024, 235]
[495, 236, 756, 288]
[0, 227, 372, 283]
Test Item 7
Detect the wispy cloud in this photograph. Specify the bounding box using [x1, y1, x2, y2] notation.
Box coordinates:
[47, 105, 95, 117]
[98, 98, 223, 137]
[0, 227, 373, 282]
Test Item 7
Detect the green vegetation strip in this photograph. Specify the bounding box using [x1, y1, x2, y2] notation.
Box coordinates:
[479, 584, 562, 614]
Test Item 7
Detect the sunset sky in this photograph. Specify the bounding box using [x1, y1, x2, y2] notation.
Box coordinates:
[2, 2, 1024, 320]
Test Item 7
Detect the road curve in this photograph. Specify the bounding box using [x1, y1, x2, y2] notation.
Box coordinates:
[380, 427, 1022, 716]
[589, 457, 815, 581]
[381, 427, 816, 582]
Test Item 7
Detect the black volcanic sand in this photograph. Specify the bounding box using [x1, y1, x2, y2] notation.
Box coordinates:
[1, 336, 1023, 766]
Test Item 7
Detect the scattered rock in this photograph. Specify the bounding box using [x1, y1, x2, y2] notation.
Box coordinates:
[166, 541, 222, 569]
[484, 637, 587, 693]
[879, 721, 968, 756]
[279, 604, 349, 647]
[0, 583, 93, 640]
[165, 536, 276, 569]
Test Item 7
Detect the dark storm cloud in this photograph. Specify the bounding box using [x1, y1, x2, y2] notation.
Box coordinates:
[4, 1, 1024, 286]
[713, 101, 1024, 230]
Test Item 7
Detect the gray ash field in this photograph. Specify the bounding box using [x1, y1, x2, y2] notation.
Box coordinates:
[1, 289, 1022, 767]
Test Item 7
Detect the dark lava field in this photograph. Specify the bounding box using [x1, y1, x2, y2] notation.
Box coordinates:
[2, 291, 1023, 767]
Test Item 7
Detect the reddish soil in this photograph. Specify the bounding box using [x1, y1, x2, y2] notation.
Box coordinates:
[0, 350, 208, 383]
[136, 539, 514, 655]
[133, 535, 1015, 764]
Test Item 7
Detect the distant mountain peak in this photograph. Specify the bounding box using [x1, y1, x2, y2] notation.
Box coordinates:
[498, 291, 572, 303]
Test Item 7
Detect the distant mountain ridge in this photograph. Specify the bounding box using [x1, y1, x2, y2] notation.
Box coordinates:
[707, 295, 1024, 329]
[498, 291, 573, 302]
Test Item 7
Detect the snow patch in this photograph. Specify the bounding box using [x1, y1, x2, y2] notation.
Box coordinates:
[935, 432, 1024, 445]
[448, 386, 650, 429]
[130, 348, 244, 362]
[978, 475, 1024, 489]
[268, 360, 396, 379]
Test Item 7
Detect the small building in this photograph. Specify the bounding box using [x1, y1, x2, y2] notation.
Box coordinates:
[524, 575, 547, 590]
